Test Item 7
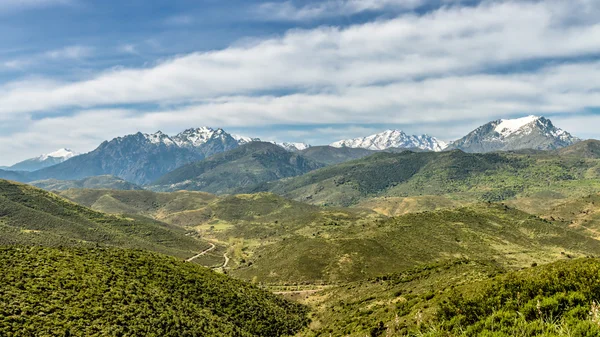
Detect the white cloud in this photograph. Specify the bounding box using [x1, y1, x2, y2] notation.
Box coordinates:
[44, 45, 93, 60]
[1, 45, 93, 72]
[1, 0, 600, 163]
[0, 0, 599, 116]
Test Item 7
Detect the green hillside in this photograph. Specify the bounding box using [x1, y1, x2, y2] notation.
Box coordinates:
[0, 179, 209, 259]
[0, 246, 308, 337]
[30, 175, 143, 191]
[231, 203, 600, 283]
[301, 258, 600, 336]
[149, 142, 324, 194]
[59, 188, 600, 284]
[254, 150, 600, 207]
[299, 146, 376, 165]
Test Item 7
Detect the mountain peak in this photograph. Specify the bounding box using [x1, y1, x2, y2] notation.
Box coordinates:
[330, 130, 447, 152]
[493, 115, 541, 137]
[451, 115, 580, 152]
[39, 148, 78, 161]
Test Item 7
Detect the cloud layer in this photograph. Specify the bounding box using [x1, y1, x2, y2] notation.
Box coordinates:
[1, 0, 600, 163]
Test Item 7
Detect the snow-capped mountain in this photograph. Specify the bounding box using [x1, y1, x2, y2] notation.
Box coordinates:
[449, 115, 580, 153]
[330, 130, 448, 152]
[7, 148, 79, 172]
[232, 134, 261, 145]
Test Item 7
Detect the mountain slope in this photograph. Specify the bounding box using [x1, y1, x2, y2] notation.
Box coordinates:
[7, 148, 78, 172]
[0, 179, 209, 259]
[0, 246, 309, 337]
[299, 146, 376, 165]
[230, 203, 600, 283]
[149, 142, 325, 194]
[558, 139, 600, 158]
[25, 127, 244, 185]
[254, 150, 600, 207]
[28, 132, 203, 185]
[29, 175, 143, 191]
[450, 115, 580, 153]
[331, 130, 447, 151]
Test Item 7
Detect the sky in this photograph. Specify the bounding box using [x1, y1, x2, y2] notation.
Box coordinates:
[1, 0, 600, 165]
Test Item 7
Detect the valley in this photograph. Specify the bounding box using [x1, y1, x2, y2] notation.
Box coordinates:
[2, 117, 600, 336]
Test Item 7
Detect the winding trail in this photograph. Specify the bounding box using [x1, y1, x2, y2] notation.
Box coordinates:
[222, 253, 230, 268]
[186, 243, 216, 262]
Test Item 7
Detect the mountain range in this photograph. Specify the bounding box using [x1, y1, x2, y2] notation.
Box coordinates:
[331, 129, 448, 152]
[0, 116, 585, 187]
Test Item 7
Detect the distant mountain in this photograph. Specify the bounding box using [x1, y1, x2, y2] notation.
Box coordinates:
[299, 146, 376, 165]
[27, 132, 203, 185]
[0, 169, 27, 182]
[232, 134, 311, 152]
[29, 175, 143, 191]
[449, 115, 580, 153]
[558, 139, 600, 158]
[7, 148, 78, 172]
[276, 142, 311, 152]
[331, 130, 448, 152]
[149, 142, 324, 194]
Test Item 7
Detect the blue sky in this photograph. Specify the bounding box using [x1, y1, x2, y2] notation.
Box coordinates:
[1, 0, 600, 164]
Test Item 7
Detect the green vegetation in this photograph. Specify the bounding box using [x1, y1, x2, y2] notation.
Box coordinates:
[0, 246, 308, 337]
[302, 258, 600, 337]
[61, 188, 600, 285]
[0, 179, 210, 259]
[150, 142, 324, 194]
[252, 150, 600, 207]
[29, 175, 143, 191]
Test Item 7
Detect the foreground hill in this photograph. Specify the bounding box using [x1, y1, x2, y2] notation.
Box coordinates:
[253, 150, 600, 207]
[0, 180, 208, 259]
[0, 246, 308, 337]
[29, 175, 143, 191]
[303, 258, 600, 336]
[150, 142, 324, 194]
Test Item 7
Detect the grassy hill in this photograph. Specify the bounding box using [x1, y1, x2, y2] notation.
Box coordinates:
[30, 175, 143, 191]
[301, 258, 600, 336]
[0, 246, 308, 337]
[231, 203, 600, 283]
[252, 150, 600, 207]
[60, 188, 600, 284]
[149, 142, 324, 194]
[0, 179, 210, 259]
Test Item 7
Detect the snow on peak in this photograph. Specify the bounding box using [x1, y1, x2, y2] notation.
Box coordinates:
[173, 127, 229, 147]
[331, 129, 447, 152]
[494, 115, 540, 137]
[40, 148, 78, 161]
[144, 131, 176, 146]
[233, 134, 261, 145]
[276, 142, 311, 152]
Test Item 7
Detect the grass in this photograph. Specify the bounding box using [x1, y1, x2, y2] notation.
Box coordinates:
[0, 180, 210, 259]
